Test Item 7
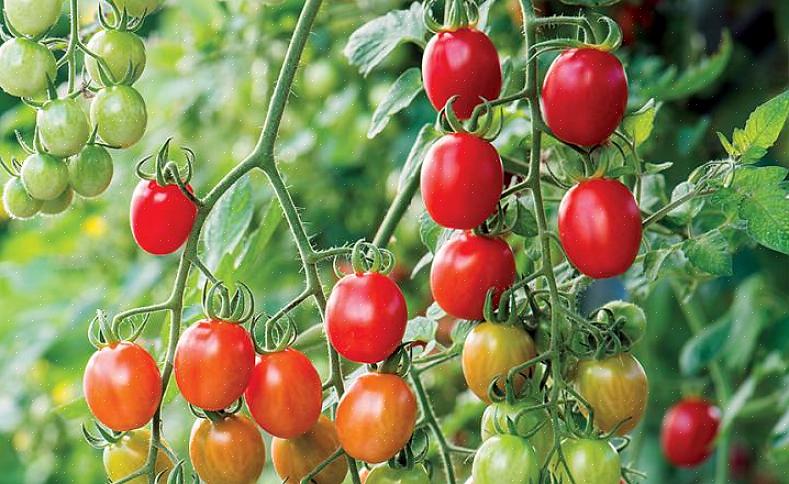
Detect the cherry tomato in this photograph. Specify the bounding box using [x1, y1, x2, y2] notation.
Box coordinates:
[37, 98, 91, 157]
[336, 373, 417, 463]
[113, 0, 163, 17]
[91, 85, 147, 148]
[189, 414, 265, 484]
[4, 0, 62, 38]
[558, 178, 642, 278]
[472, 434, 539, 484]
[271, 415, 348, 484]
[661, 398, 721, 467]
[421, 133, 503, 230]
[85, 30, 146, 85]
[595, 300, 647, 346]
[325, 272, 407, 364]
[83, 341, 162, 431]
[130, 179, 197, 255]
[2, 177, 41, 219]
[366, 465, 430, 484]
[550, 438, 621, 484]
[39, 185, 73, 216]
[20, 153, 69, 201]
[574, 353, 648, 435]
[423, 28, 502, 120]
[0, 38, 57, 98]
[481, 398, 554, 465]
[430, 232, 516, 320]
[103, 429, 173, 484]
[69, 145, 113, 198]
[541, 48, 628, 147]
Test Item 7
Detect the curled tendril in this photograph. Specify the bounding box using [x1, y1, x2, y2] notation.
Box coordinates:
[113, 313, 150, 343]
[250, 312, 298, 354]
[82, 421, 124, 449]
[201, 280, 255, 324]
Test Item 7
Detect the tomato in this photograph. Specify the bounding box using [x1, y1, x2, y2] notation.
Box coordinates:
[335, 373, 417, 463]
[189, 414, 265, 484]
[550, 438, 621, 484]
[83, 341, 162, 431]
[90, 85, 147, 148]
[130, 179, 197, 255]
[20, 153, 68, 201]
[430, 232, 516, 320]
[0, 38, 57, 98]
[462, 322, 536, 402]
[39, 185, 73, 215]
[113, 0, 163, 17]
[2, 177, 41, 219]
[423, 28, 502, 120]
[245, 348, 322, 438]
[37, 99, 91, 157]
[596, 300, 647, 346]
[69, 145, 113, 197]
[174, 319, 255, 411]
[271, 415, 348, 484]
[85, 30, 146, 85]
[541, 48, 628, 147]
[574, 353, 648, 435]
[325, 272, 408, 363]
[421, 133, 503, 230]
[366, 465, 430, 484]
[472, 434, 540, 484]
[481, 398, 554, 465]
[661, 398, 721, 467]
[103, 429, 173, 484]
[4, 0, 62, 38]
[558, 178, 642, 278]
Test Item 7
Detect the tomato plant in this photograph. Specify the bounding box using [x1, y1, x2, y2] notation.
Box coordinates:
[481, 398, 554, 465]
[189, 414, 265, 484]
[37, 98, 91, 157]
[103, 429, 173, 484]
[271, 414, 348, 484]
[661, 398, 721, 467]
[366, 465, 430, 484]
[4, 0, 62, 38]
[0, 38, 56, 98]
[130, 178, 197, 255]
[550, 438, 621, 484]
[85, 29, 146, 85]
[472, 434, 540, 484]
[90, 85, 147, 148]
[595, 300, 647, 346]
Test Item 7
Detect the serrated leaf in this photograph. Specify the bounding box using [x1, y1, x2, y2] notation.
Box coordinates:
[643, 248, 673, 281]
[404, 316, 438, 343]
[640, 174, 668, 211]
[683, 230, 733, 276]
[426, 302, 446, 320]
[667, 181, 704, 224]
[368, 68, 423, 138]
[731, 90, 789, 164]
[679, 316, 732, 376]
[644, 161, 673, 174]
[398, 124, 440, 191]
[622, 98, 658, 146]
[418, 211, 453, 253]
[730, 166, 789, 254]
[717, 131, 736, 156]
[203, 174, 253, 269]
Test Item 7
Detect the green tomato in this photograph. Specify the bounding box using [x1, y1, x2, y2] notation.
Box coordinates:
[0, 38, 57, 98]
[20, 153, 68, 201]
[366, 465, 430, 484]
[481, 398, 554, 466]
[69, 145, 113, 197]
[113, 0, 163, 17]
[2, 177, 41, 219]
[85, 30, 146, 86]
[472, 434, 540, 484]
[596, 300, 646, 346]
[91, 85, 147, 148]
[37, 99, 91, 157]
[550, 438, 621, 484]
[40, 185, 73, 216]
[4, 0, 63, 37]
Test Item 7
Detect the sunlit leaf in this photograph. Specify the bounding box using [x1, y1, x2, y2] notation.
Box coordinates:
[368, 68, 423, 139]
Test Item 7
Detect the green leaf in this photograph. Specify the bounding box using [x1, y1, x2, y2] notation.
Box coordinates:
[732, 166, 789, 254]
[512, 200, 538, 238]
[717, 131, 736, 156]
[368, 68, 423, 138]
[679, 316, 732, 376]
[398, 124, 440, 191]
[52, 397, 89, 420]
[721, 353, 786, 431]
[419, 211, 453, 254]
[683, 230, 733, 276]
[404, 316, 438, 343]
[667, 181, 704, 224]
[724, 276, 772, 371]
[640, 174, 668, 211]
[622, 98, 658, 146]
[643, 248, 673, 282]
[203, 174, 253, 269]
[644, 161, 673, 175]
[236, 199, 283, 271]
[731, 90, 789, 164]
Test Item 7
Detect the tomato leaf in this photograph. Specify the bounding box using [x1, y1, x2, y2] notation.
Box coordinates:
[368, 68, 423, 139]
[512, 199, 538, 238]
[729, 90, 789, 164]
[679, 316, 732, 376]
[643, 161, 673, 174]
[399, 124, 440, 191]
[667, 181, 704, 225]
[642, 247, 674, 282]
[622, 98, 658, 147]
[52, 397, 90, 420]
[236, 199, 283, 272]
[419, 211, 454, 254]
[404, 316, 438, 345]
[726, 166, 789, 255]
[203, 174, 253, 269]
[683, 230, 733, 276]
[723, 276, 774, 372]
[721, 352, 786, 432]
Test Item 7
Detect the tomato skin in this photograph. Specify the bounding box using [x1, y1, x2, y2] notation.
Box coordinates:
[37, 98, 91, 157]
[541, 48, 628, 147]
[103, 429, 173, 484]
[550, 438, 621, 484]
[271, 415, 347, 484]
[596, 300, 647, 346]
[4, 0, 62, 38]
[20, 153, 69, 201]
[85, 30, 146, 85]
[423, 28, 502, 120]
[574, 353, 648, 435]
[2, 177, 41, 219]
[69, 145, 113, 198]
[83, 341, 162, 431]
[335, 373, 417, 464]
[430, 232, 516, 320]
[326, 272, 408, 364]
[189, 415, 265, 484]
[0, 38, 57, 98]
[472, 434, 540, 484]
[421, 133, 503, 230]
[91, 85, 147, 148]
[245, 348, 322, 438]
[113, 0, 163, 17]
[481, 398, 554, 465]
[558, 179, 642, 278]
[366, 465, 430, 484]
[39, 185, 73, 215]
[661, 398, 721, 467]
[130, 179, 197, 255]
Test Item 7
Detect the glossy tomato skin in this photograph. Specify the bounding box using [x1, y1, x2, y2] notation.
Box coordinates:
[0, 38, 57, 98]
[431, 232, 516, 320]
[85, 30, 146, 86]
[574, 353, 648, 435]
[481, 398, 554, 466]
[103, 429, 173, 484]
[37, 98, 91, 157]
[174, 319, 255, 411]
[559, 178, 642, 278]
[325, 272, 408, 364]
[335, 373, 417, 464]
[596, 300, 647, 346]
[91, 85, 147, 148]
[472, 434, 540, 484]
[661, 398, 721, 467]
[4, 0, 62, 38]
[130, 179, 197, 255]
[541, 48, 628, 147]
[245, 348, 322, 438]
[271, 415, 347, 484]
[550, 438, 621, 484]
[423, 28, 502, 120]
[366, 465, 430, 484]
[83, 342, 162, 431]
[421, 133, 503, 230]
[189, 415, 265, 484]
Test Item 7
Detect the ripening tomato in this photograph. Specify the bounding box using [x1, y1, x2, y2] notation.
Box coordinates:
[245, 348, 322, 438]
[37, 98, 91, 157]
[83, 341, 162, 431]
[103, 429, 173, 484]
[2, 177, 41, 219]
[130, 179, 197, 255]
[541, 48, 628, 147]
[335, 373, 417, 464]
[189, 415, 265, 484]
[431, 232, 516, 320]
[91, 85, 147, 148]
[85, 30, 146, 86]
[550, 438, 621, 484]
[421, 133, 503, 230]
[423, 28, 502, 120]
[0, 38, 57, 98]
[271, 415, 348, 484]
[4, 0, 62, 38]
[366, 465, 430, 484]
[558, 178, 642, 278]
[325, 272, 408, 364]
[574, 353, 648, 435]
[481, 398, 554, 466]
[472, 434, 540, 484]
[661, 398, 721, 467]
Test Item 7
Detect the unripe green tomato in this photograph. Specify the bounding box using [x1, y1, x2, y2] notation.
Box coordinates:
[85, 30, 146, 86]
[480, 398, 554, 466]
[21, 153, 68, 200]
[4, 0, 63, 37]
[472, 434, 540, 484]
[2, 177, 41, 219]
[91, 85, 147, 148]
[0, 38, 57, 98]
[366, 465, 430, 484]
[40, 185, 73, 215]
[596, 300, 647, 346]
[549, 438, 621, 484]
[69, 145, 113, 197]
[37, 99, 91, 157]
[104, 429, 174, 484]
[112, 0, 163, 17]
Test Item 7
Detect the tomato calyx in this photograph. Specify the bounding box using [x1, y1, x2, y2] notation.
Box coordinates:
[87, 309, 149, 349]
[189, 398, 244, 423]
[82, 421, 126, 449]
[99, 0, 150, 31]
[532, 16, 623, 59]
[336, 239, 396, 276]
[381, 427, 431, 476]
[136, 138, 201, 206]
[201, 279, 255, 326]
[423, 0, 479, 33]
[438, 96, 503, 141]
[372, 342, 415, 377]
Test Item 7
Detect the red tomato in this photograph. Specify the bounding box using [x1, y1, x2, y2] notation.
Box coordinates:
[83, 342, 162, 431]
[558, 178, 642, 278]
[130, 179, 197, 255]
[430, 232, 516, 320]
[245, 348, 322, 438]
[541, 48, 628, 147]
[325, 272, 408, 363]
[189, 415, 265, 484]
[421, 133, 503, 230]
[661, 398, 721, 467]
[422, 27, 502, 120]
[174, 319, 255, 411]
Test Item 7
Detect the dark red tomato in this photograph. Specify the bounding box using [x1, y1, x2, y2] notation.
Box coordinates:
[245, 348, 322, 438]
[174, 319, 255, 411]
[558, 178, 642, 278]
[325, 272, 407, 363]
[661, 398, 721, 467]
[422, 27, 502, 120]
[430, 232, 516, 320]
[130, 179, 197, 255]
[83, 342, 162, 431]
[421, 133, 503, 230]
[541, 48, 628, 147]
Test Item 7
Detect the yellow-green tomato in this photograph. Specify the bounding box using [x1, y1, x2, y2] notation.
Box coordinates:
[480, 398, 554, 466]
[4, 0, 62, 37]
[39, 185, 73, 216]
[366, 465, 430, 484]
[113, 0, 163, 17]
[596, 300, 647, 346]
[85, 30, 146, 85]
[0, 38, 57, 98]
[69, 145, 113, 197]
[20, 153, 68, 201]
[103, 429, 173, 484]
[91, 85, 147, 148]
[550, 438, 621, 484]
[472, 434, 540, 484]
[2, 177, 41, 219]
[37, 99, 91, 157]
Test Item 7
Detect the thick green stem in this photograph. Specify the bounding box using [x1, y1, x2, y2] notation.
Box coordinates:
[411, 370, 456, 483]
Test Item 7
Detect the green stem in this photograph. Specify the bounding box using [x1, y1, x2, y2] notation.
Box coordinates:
[410, 370, 456, 484]
[373, 163, 421, 247]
